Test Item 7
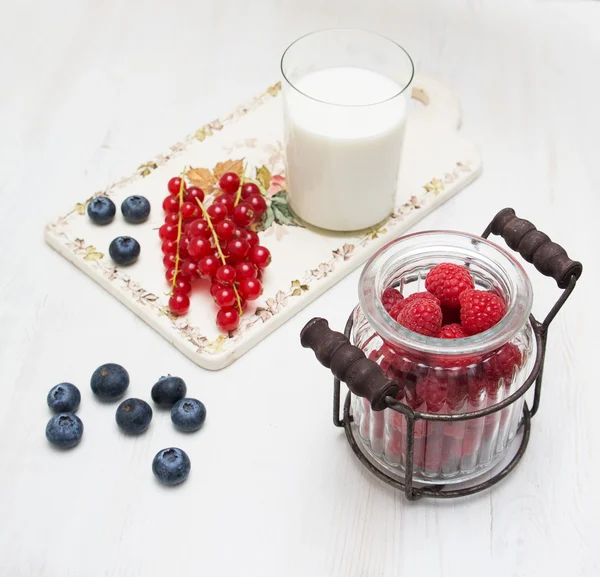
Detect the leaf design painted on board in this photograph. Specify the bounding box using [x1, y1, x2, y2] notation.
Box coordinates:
[195, 127, 211, 141]
[75, 202, 88, 215]
[187, 167, 217, 191]
[206, 334, 228, 353]
[369, 227, 388, 240]
[269, 191, 302, 227]
[255, 205, 274, 232]
[213, 159, 244, 180]
[138, 162, 158, 177]
[83, 246, 103, 261]
[256, 165, 272, 190]
[332, 243, 355, 261]
[272, 204, 296, 227]
[266, 82, 281, 97]
[424, 178, 445, 195]
[291, 279, 310, 297]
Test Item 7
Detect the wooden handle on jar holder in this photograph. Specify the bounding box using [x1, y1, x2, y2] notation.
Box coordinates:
[300, 317, 399, 411]
[485, 208, 583, 289]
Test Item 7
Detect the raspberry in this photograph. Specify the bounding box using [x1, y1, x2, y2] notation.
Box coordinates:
[415, 375, 447, 412]
[437, 323, 468, 339]
[382, 287, 403, 313]
[396, 298, 442, 336]
[483, 342, 522, 384]
[391, 291, 439, 320]
[459, 289, 506, 335]
[425, 263, 474, 308]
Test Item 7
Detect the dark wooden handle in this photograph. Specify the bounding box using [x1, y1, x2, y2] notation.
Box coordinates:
[489, 208, 582, 288]
[300, 318, 399, 411]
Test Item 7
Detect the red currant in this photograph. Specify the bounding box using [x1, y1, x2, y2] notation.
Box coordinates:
[216, 307, 240, 331]
[233, 228, 249, 241]
[246, 193, 267, 217]
[214, 194, 235, 214]
[219, 172, 241, 195]
[187, 219, 211, 239]
[161, 240, 178, 255]
[163, 195, 180, 213]
[249, 245, 271, 269]
[215, 219, 236, 241]
[180, 202, 198, 219]
[232, 202, 255, 227]
[180, 260, 198, 278]
[246, 231, 259, 248]
[163, 253, 177, 268]
[187, 237, 212, 259]
[241, 182, 260, 199]
[215, 264, 236, 285]
[235, 261, 257, 279]
[165, 266, 177, 282]
[185, 186, 204, 204]
[172, 277, 192, 295]
[159, 224, 178, 241]
[207, 203, 227, 224]
[164, 213, 179, 226]
[238, 277, 262, 301]
[210, 282, 221, 297]
[168, 177, 186, 195]
[214, 286, 237, 308]
[178, 236, 190, 259]
[198, 255, 219, 278]
[226, 238, 250, 261]
[169, 293, 190, 316]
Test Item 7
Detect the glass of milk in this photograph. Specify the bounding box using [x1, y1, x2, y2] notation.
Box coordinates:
[281, 29, 414, 232]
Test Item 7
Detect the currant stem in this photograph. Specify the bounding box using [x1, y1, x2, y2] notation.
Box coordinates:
[194, 197, 243, 315]
[169, 167, 187, 295]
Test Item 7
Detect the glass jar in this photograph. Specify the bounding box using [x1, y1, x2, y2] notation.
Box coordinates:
[351, 231, 535, 484]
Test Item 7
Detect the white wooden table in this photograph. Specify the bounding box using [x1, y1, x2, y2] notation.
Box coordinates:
[1, 1, 599, 575]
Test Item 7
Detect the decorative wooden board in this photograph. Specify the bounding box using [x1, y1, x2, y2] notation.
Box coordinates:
[44, 74, 482, 370]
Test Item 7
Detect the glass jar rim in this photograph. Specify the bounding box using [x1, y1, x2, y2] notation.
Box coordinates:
[280, 28, 415, 108]
[358, 230, 534, 357]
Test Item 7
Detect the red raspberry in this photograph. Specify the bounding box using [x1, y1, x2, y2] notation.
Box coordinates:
[381, 287, 403, 313]
[483, 342, 522, 384]
[415, 374, 447, 412]
[390, 291, 439, 320]
[437, 323, 468, 339]
[425, 263, 474, 308]
[459, 289, 506, 335]
[397, 298, 442, 336]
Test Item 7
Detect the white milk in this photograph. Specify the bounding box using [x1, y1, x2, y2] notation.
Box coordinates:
[283, 66, 408, 231]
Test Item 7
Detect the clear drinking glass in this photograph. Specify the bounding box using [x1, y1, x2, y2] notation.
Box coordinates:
[280, 29, 414, 232]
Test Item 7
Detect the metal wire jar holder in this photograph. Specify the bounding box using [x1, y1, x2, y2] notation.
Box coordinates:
[300, 208, 582, 500]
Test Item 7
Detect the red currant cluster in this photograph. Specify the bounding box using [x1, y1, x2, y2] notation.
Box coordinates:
[159, 171, 271, 331]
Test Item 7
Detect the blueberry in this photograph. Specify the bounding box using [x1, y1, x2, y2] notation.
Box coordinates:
[151, 375, 187, 407]
[90, 363, 129, 401]
[115, 398, 153, 434]
[47, 383, 81, 413]
[109, 236, 140, 266]
[87, 197, 116, 225]
[121, 195, 151, 224]
[46, 414, 84, 449]
[171, 398, 206, 432]
[152, 447, 191, 486]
